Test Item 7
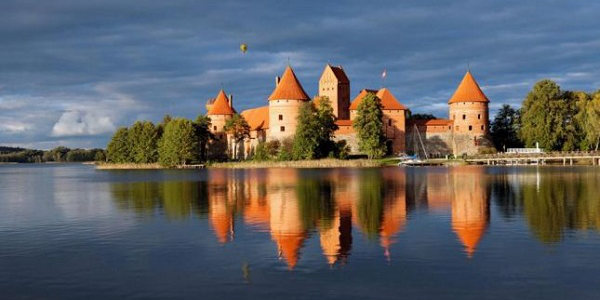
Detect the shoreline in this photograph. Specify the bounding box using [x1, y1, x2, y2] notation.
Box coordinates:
[95, 159, 386, 170]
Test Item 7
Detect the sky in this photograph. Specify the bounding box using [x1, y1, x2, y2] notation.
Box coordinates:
[1, 0, 599, 149]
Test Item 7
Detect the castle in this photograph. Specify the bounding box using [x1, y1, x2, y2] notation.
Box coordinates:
[205, 64, 491, 158]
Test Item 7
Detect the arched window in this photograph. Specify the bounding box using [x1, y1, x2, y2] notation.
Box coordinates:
[478, 114, 481, 119]
[468, 125, 472, 131]
[462, 114, 466, 120]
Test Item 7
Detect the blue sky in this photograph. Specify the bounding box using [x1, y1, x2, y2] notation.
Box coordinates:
[1, 0, 599, 149]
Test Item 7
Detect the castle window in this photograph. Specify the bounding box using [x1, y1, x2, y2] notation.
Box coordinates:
[469, 125, 472, 131]
[448, 126, 451, 130]
[280, 126, 285, 132]
[278, 114, 283, 121]
[481, 125, 484, 130]
[478, 114, 481, 119]
[388, 119, 392, 126]
[462, 114, 466, 120]
[213, 126, 217, 131]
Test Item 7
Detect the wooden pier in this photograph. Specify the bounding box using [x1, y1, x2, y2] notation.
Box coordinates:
[466, 152, 600, 166]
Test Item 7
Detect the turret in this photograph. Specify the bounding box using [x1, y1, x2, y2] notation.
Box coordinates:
[448, 71, 489, 136]
[268, 65, 310, 140]
[207, 89, 235, 137]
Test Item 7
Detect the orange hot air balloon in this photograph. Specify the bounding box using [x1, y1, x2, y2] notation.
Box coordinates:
[240, 43, 248, 54]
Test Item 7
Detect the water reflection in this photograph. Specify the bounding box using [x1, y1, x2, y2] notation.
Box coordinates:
[110, 166, 600, 269]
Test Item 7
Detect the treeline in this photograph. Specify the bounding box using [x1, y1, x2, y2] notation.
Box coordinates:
[108, 95, 390, 166]
[106, 115, 214, 167]
[490, 80, 600, 151]
[0, 146, 105, 163]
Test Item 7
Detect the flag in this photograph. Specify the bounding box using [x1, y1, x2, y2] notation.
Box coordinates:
[381, 69, 387, 79]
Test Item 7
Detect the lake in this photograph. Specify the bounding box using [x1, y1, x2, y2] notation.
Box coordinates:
[1, 164, 599, 299]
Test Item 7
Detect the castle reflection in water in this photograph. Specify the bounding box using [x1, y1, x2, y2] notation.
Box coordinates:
[110, 166, 600, 269]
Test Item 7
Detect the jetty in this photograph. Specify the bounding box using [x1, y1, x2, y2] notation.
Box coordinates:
[466, 151, 600, 166]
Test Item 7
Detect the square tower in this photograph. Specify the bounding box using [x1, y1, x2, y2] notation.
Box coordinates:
[318, 65, 350, 120]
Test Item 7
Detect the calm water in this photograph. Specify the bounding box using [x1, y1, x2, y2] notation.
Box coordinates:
[1, 164, 600, 299]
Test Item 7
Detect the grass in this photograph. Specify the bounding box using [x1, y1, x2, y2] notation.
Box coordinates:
[95, 162, 164, 169]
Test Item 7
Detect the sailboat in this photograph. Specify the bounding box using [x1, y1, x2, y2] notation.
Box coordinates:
[398, 124, 428, 166]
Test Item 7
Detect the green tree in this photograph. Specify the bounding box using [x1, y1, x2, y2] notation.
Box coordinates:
[519, 80, 568, 150]
[315, 96, 339, 157]
[224, 114, 250, 160]
[106, 127, 131, 163]
[292, 102, 320, 160]
[158, 118, 198, 166]
[353, 92, 386, 159]
[194, 115, 213, 161]
[490, 104, 522, 151]
[574, 91, 600, 150]
[128, 121, 159, 163]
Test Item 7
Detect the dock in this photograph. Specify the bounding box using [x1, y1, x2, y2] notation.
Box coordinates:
[466, 152, 600, 166]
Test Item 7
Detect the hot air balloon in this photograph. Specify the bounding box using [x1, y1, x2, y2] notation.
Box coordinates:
[240, 43, 248, 54]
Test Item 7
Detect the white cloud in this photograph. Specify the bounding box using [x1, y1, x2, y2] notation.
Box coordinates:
[0, 121, 31, 133]
[51, 110, 115, 137]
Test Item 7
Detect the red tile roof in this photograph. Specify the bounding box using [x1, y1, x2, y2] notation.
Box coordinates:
[329, 65, 349, 83]
[410, 119, 454, 126]
[335, 119, 353, 126]
[207, 89, 235, 115]
[376, 88, 407, 110]
[268, 66, 310, 101]
[241, 106, 269, 130]
[349, 88, 407, 110]
[349, 89, 377, 110]
[448, 71, 489, 104]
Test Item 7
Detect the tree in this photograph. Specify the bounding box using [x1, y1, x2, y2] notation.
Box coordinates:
[519, 80, 568, 150]
[128, 121, 159, 163]
[224, 114, 250, 160]
[194, 115, 213, 161]
[407, 112, 436, 121]
[315, 96, 339, 157]
[292, 102, 320, 160]
[574, 91, 600, 150]
[158, 118, 198, 166]
[107, 127, 131, 163]
[490, 104, 522, 151]
[353, 92, 386, 159]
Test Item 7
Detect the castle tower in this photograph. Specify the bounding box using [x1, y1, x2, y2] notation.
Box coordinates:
[207, 89, 235, 139]
[268, 66, 310, 141]
[318, 64, 350, 120]
[448, 71, 489, 136]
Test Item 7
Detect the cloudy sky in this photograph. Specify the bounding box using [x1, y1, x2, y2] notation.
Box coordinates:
[1, 0, 599, 149]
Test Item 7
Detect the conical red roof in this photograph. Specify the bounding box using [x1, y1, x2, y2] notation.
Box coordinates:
[268, 66, 310, 101]
[448, 71, 489, 104]
[207, 90, 235, 115]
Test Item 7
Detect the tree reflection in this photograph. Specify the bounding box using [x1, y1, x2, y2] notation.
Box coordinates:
[521, 169, 600, 243]
[355, 169, 384, 239]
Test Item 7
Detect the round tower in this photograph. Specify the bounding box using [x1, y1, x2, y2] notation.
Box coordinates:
[448, 71, 489, 136]
[268, 65, 310, 141]
[207, 89, 235, 139]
